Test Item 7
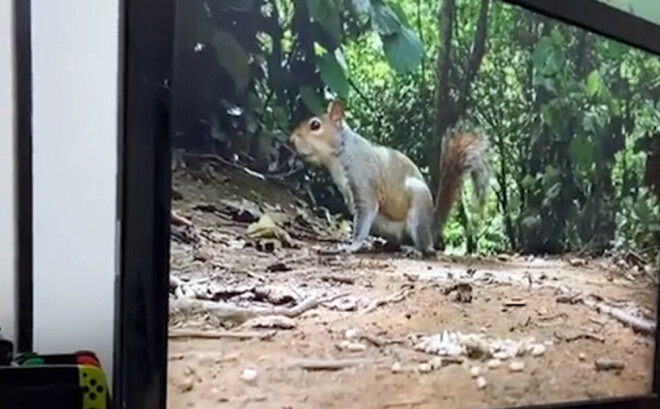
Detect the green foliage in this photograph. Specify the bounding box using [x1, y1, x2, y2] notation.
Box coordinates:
[307, 0, 342, 42]
[318, 50, 350, 99]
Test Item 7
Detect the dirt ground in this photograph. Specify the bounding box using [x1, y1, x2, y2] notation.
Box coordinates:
[166, 166, 658, 409]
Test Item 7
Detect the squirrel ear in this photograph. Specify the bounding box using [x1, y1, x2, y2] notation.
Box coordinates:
[327, 100, 344, 126]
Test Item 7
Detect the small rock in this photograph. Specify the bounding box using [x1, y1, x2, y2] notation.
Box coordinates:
[487, 359, 502, 369]
[429, 357, 443, 370]
[178, 378, 194, 393]
[595, 358, 625, 372]
[266, 262, 291, 273]
[578, 353, 587, 361]
[509, 361, 525, 372]
[569, 258, 586, 267]
[345, 342, 367, 352]
[493, 351, 509, 360]
[193, 247, 212, 262]
[418, 363, 432, 373]
[260, 285, 297, 305]
[531, 344, 546, 357]
[476, 376, 487, 389]
[345, 329, 360, 339]
[241, 368, 258, 383]
[470, 366, 481, 378]
[244, 315, 296, 330]
[391, 362, 403, 373]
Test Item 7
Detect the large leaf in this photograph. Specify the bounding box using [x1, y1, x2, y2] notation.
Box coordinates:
[307, 0, 342, 42]
[381, 27, 423, 74]
[586, 70, 602, 97]
[370, 0, 401, 36]
[318, 51, 350, 99]
[209, 28, 250, 94]
[532, 37, 553, 72]
[300, 86, 325, 116]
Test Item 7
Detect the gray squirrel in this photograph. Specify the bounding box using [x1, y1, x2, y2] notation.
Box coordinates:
[289, 100, 490, 256]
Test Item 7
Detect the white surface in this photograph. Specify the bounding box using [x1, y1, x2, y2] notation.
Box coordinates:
[0, 0, 17, 345]
[32, 0, 119, 385]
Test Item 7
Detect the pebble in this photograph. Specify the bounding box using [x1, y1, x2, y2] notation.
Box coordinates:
[345, 329, 359, 339]
[493, 352, 509, 360]
[178, 378, 194, 393]
[470, 366, 481, 378]
[509, 361, 525, 372]
[429, 357, 443, 370]
[595, 358, 625, 372]
[418, 363, 433, 373]
[345, 342, 366, 352]
[578, 353, 587, 361]
[240, 368, 258, 383]
[476, 376, 487, 389]
[531, 344, 546, 357]
[487, 359, 502, 369]
[391, 362, 403, 373]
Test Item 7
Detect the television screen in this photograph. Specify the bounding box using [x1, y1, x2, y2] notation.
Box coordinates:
[166, 1, 659, 408]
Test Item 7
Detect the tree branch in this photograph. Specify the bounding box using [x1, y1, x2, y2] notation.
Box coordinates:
[456, 0, 491, 115]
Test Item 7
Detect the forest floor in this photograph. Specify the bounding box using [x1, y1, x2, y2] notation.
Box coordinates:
[167, 165, 658, 409]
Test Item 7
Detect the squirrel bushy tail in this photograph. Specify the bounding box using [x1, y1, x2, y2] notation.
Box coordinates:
[433, 131, 490, 233]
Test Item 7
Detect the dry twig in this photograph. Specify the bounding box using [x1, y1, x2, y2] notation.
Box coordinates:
[362, 288, 411, 314]
[288, 358, 371, 371]
[168, 329, 276, 340]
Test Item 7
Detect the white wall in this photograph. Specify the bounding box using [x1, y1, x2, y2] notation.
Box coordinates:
[0, 0, 17, 345]
[32, 0, 119, 385]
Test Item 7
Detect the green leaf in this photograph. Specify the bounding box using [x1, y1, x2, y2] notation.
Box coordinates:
[550, 28, 565, 45]
[307, 0, 342, 42]
[389, 2, 410, 26]
[586, 70, 601, 97]
[318, 51, 350, 99]
[521, 174, 536, 189]
[582, 113, 597, 133]
[381, 27, 423, 74]
[569, 134, 595, 173]
[209, 29, 250, 94]
[300, 86, 325, 116]
[532, 37, 552, 72]
[370, 0, 402, 36]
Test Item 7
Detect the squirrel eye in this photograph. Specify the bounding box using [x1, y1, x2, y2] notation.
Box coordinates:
[309, 118, 321, 131]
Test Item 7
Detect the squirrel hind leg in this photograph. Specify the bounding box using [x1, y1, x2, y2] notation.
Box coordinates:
[404, 178, 435, 257]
